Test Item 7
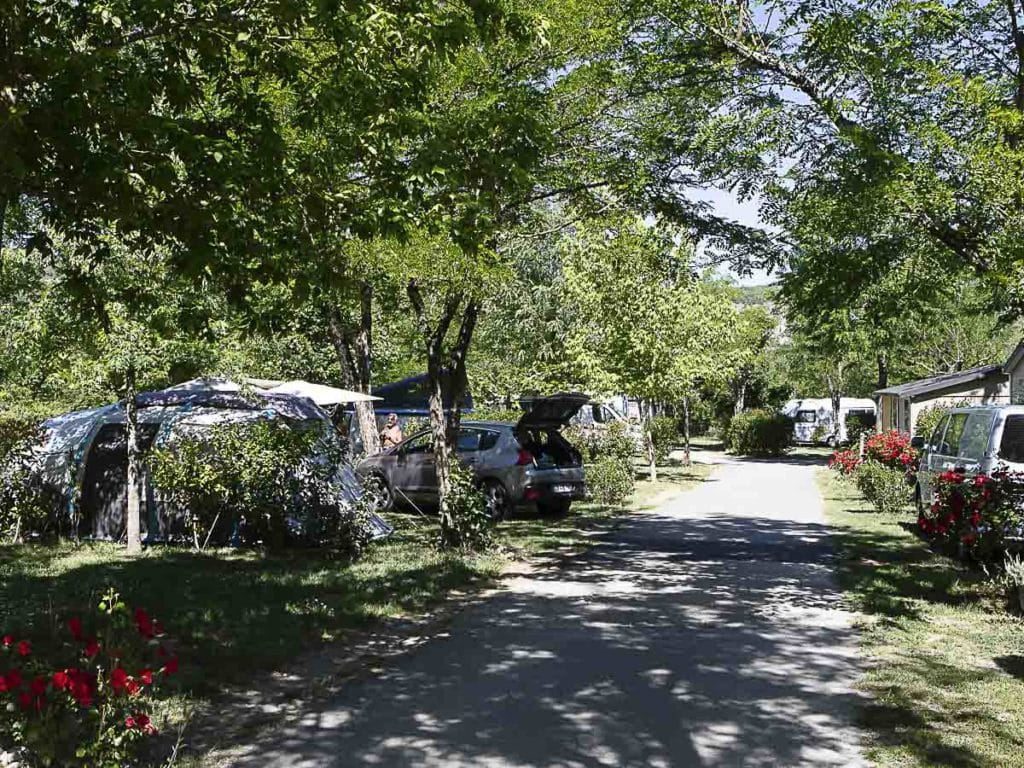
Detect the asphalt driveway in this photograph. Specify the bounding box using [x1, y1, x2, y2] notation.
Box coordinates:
[229, 456, 867, 767]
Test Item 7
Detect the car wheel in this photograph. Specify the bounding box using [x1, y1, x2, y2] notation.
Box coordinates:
[540, 499, 571, 517]
[481, 480, 511, 521]
[365, 474, 393, 512]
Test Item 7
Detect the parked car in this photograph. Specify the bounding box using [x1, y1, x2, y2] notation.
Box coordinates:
[914, 405, 1024, 512]
[356, 393, 589, 519]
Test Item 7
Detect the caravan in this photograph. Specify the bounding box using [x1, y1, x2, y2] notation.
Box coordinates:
[782, 398, 877, 446]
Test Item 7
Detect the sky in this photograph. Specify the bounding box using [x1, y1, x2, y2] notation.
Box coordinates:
[690, 186, 778, 287]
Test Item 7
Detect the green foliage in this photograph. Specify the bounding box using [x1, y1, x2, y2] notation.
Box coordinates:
[149, 419, 360, 553]
[915, 403, 948, 440]
[588, 454, 636, 505]
[844, 412, 874, 446]
[436, 460, 493, 552]
[724, 410, 794, 457]
[648, 416, 679, 465]
[0, 424, 57, 542]
[564, 421, 636, 505]
[854, 461, 910, 516]
[467, 405, 522, 424]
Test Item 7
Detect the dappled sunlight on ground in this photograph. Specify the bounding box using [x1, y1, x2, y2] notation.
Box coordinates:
[226, 460, 866, 768]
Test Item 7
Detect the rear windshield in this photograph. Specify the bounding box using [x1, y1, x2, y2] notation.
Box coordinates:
[1000, 415, 1024, 464]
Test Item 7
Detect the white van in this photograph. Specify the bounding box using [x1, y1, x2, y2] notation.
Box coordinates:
[782, 398, 877, 446]
[568, 400, 645, 451]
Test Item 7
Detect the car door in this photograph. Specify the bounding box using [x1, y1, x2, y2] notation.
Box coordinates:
[919, 414, 951, 501]
[391, 431, 433, 500]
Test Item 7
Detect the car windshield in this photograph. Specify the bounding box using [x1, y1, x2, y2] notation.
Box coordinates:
[796, 411, 816, 423]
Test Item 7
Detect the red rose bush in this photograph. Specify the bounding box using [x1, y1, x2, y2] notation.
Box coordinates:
[0, 589, 179, 767]
[918, 467, 1024, 562]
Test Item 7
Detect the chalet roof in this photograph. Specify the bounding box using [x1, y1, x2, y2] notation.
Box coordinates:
[875, 363, 1006, 400]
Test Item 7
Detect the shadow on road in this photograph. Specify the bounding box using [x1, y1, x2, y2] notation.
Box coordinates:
[231, 507, 866, 767]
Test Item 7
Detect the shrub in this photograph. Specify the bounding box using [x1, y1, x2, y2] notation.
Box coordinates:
[437, 459, 493, 552]
[0, 589, 179, 767]
[588, 454, 636, 505]
[564, 421, 636, 504]
[466, 405, 521, 423]
[828, 448, 861, 477]
[864, 430, 917, 471]
[854, 460, 910, 515]
[724, 410, 794, 456]
[564, 421, 636, 464]
[918, 468, 1024, 563]
[0, 425, 60, 543]
[844, 413, 874, 446]
[150, 419, 364, 553]
[648, 416, 679, 465]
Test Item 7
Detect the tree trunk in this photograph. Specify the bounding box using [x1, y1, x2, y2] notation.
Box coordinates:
[683, 395, 691, 467]
[407, 281, 479, 547]
[645, 400, 657, 483]
[876, 352, 889, 390]
[327, 295, 378, 457]
[827, 370, 843, 445]
[125, 364, 143, 555]
[733, 370, 747, 415]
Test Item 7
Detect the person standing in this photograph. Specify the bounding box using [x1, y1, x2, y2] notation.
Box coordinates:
[379, 413, 404, 451]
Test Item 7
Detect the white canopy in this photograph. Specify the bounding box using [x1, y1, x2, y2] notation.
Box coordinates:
[267, 380, 382, 405]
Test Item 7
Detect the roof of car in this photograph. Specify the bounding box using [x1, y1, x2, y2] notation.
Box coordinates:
[461, 420, 515, 429]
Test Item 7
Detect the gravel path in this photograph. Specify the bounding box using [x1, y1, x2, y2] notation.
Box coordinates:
[229, 456, 867, 767]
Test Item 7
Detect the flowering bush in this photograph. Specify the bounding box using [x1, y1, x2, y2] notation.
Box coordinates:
[0, 589, 179, 767]
[864, 430, 917, 471]
[918, 468, 1024, 562]
[827, 448, 861, 476]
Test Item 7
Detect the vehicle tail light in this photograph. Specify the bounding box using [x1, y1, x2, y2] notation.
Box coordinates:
[516, 449, 535, 466]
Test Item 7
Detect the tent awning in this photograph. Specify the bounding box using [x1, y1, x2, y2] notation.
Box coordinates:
[267, 380, 382, 405]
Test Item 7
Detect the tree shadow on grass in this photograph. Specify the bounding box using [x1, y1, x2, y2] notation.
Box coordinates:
[0, 540, 495, 699]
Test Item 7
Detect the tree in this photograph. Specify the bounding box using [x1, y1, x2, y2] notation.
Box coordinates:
[611, 1, 1024, 309]
[561, 215, 737, 480]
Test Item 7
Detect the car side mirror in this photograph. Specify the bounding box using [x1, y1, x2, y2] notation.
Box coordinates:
[911, 435, 925, 450]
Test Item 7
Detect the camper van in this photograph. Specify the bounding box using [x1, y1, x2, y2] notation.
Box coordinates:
[781, 398, 877, 446]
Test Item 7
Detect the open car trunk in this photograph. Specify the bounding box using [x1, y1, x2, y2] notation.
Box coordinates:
[517, 429, 582, 469]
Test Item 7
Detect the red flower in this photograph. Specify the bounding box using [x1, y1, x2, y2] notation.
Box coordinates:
[139, 668, 153, 685]
[84, 639, 100, 658]
[962, 534, 977, 546]
[110, 667, 128, 693]
[53, 670, 71, 690]
[69, 671, 95, 708]
[16, 641, 30, 657]
[134, 607, 155, 639]
[161, 657, 178, 677]
[67, 617, 84, 641]
[125, 712, 157, 734]
[2, 635, 12, 648]
[126, 678, 141, 696]
[18, 691, 33, 710]
[30, 676, 47, 696]
[4, 669, 23, 689]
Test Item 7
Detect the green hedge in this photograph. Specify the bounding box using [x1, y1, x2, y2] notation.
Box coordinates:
[724, 410, 794, 457]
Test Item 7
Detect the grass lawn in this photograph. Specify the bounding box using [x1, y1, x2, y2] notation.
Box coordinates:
[818, 470, 1024, 767]
[0, 463, 709, 744]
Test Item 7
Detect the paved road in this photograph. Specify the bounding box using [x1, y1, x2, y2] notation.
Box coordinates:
[230, 457, 867, 767]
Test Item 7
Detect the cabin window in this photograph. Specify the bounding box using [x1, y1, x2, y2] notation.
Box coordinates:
[796, 411, 817, 423]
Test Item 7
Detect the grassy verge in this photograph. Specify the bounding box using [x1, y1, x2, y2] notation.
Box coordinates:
[818, 470, 1024, 768]
[631, 457, 713, 508]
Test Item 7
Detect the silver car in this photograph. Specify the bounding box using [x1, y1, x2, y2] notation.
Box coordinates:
[915, 405, 1024, 512]
[356, 393, 589, 519]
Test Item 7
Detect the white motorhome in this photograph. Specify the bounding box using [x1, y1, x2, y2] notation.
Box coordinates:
[781, 398, 877, 445]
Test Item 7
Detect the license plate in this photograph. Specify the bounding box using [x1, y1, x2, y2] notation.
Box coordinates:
[552, 484, 575, 494]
